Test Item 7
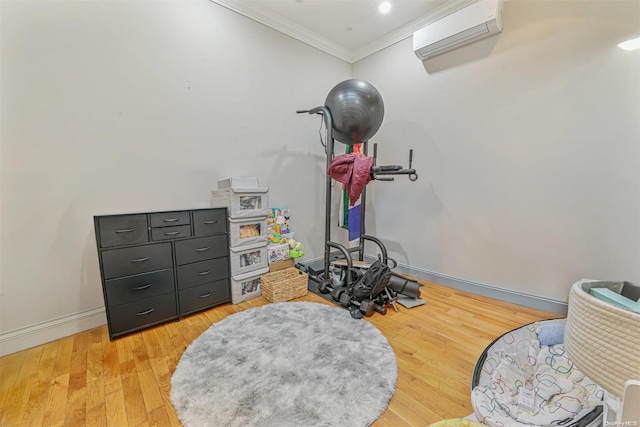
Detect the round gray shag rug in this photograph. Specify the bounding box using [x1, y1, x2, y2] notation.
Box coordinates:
[170, 301, 397, 427]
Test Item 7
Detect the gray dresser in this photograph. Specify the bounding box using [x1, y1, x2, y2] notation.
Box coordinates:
[94, 208, 230, 340]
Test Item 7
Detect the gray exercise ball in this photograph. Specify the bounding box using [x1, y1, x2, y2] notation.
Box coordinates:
[324, 79, 384, 145]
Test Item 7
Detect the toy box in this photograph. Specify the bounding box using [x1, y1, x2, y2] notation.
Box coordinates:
[267, 243, 290, 263]
[267, 207, 293, 243]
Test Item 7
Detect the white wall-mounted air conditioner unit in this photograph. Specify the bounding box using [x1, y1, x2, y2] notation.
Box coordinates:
[413, 0, 504, 61]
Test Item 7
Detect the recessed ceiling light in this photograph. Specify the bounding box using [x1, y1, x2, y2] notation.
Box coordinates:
[379, 1, 391, 14]
[618, 37, 640, 51]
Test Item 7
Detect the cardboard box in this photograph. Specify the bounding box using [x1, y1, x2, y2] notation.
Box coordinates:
[269, 258, 294, 272]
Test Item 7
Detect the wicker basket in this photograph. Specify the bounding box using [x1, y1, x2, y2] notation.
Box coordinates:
[565, 280, 640, 399]
[260, 267, 308, 303]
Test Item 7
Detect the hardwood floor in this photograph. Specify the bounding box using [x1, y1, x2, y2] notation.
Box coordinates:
[0, 280, 560, 426]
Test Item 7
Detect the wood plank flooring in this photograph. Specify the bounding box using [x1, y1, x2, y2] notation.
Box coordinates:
[0, 279, 560, 426]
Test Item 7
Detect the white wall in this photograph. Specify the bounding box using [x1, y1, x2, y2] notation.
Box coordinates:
[2, 0, 638, 355]
[353, 0, 640, 302]
[0, 0, 350, 354]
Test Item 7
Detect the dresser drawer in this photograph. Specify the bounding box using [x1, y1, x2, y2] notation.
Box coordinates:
[175, 235, 228, 265]
[177, 257, 229, 289]
[179, 279, 230, 315]
[151, 225, 192, 241]
[101, 242, 173, 279]
[149, 211, 190, 228]
[97, 215, 149, 248]
[108, 293, 177, 335]
[104, 268, 174, 306]
[193, 209, 226, 236]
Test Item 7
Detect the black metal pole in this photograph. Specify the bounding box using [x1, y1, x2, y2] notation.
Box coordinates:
[321, 108, 334, 281]
[358, 141, 368, 262]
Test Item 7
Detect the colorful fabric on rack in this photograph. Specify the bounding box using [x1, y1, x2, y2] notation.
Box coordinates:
[327, 153, 374, 207]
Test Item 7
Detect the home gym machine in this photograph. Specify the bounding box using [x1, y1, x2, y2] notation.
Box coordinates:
[296, 79, 422, 318]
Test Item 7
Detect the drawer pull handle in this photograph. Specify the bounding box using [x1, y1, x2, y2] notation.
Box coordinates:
[203, 220, 218, 224]
[195, 247, 210, 252]
[197, 270, 212, 276]
[136, 308, 154, 316]
[199, 293, 212, 298]
[115, 228, 135, 233]
[165, 231, 181, 236]
[133, 284, 151, 290]
[130, 257, 150, 263]
[163, 218, 179, 222]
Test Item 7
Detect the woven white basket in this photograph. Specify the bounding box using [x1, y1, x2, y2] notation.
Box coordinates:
[564, 280, 640, 399]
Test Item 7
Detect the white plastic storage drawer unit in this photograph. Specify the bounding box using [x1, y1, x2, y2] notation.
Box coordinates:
[228, 216, 267, 247]
[229, 241, 268, 276]
[211, 187, 269, 218]
[230, 266, 269, 304]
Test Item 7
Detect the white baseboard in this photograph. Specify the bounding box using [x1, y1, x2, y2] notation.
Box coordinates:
[1, 256, 569, 357]
[300, 256, 568, 315]
[392, 262, 568, 315]
[0, 307, 107, 357]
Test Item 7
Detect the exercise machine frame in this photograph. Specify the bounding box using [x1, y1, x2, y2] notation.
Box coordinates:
[297, 106, 419, 316]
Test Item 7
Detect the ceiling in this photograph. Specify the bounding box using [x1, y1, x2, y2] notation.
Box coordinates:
[210, 0, 473, 63]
